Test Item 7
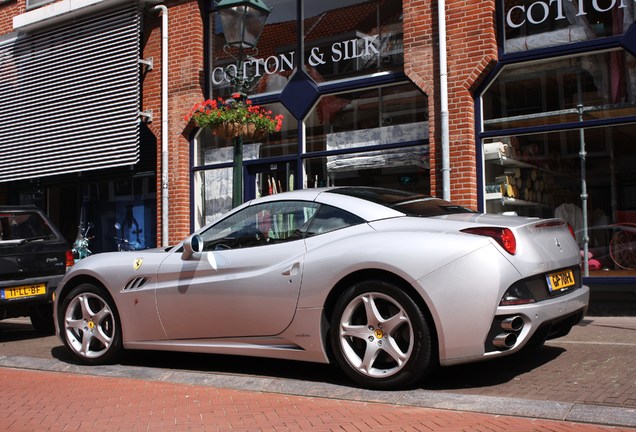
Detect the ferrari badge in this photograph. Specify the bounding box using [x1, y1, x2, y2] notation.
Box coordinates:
[133, 258, 143, 270]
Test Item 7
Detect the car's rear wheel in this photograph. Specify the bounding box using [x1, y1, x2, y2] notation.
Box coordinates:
[330, 280, 433, 390]
[58, 283, 122, 365]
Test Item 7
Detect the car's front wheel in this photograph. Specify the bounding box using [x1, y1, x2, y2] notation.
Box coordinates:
[58, 283, 122, 365]
[330, 280, 434, 390]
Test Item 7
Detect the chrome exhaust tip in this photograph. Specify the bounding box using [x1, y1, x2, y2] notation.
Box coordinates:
[493, 332, 517, 350]
[501, 315, 524, 332]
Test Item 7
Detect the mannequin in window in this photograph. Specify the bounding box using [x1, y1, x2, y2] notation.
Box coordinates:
[554, 194, 583, 247]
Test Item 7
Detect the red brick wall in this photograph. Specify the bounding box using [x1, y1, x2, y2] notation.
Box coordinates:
[0, 0, 24, 33]
[404, 0, 497, 209]
[142, 0, 206, 244]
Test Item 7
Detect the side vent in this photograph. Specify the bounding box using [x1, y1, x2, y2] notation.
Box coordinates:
[123, 276, 149, 292]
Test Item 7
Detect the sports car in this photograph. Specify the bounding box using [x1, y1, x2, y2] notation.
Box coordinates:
[54, 187, 589, 389]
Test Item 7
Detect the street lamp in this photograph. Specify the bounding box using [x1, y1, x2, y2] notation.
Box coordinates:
[215, 0, 271, 207]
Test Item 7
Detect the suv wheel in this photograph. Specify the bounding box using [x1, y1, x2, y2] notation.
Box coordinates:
[29, 303, 55, 335]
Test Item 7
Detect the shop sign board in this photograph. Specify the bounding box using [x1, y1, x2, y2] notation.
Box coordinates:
[503, 0, 634, 52]
[507, 0, 631, 29]
[211, 33, 398, 87]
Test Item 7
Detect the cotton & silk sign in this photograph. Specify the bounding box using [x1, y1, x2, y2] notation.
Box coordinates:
[211, 34, 393, 86]
[506, 0, 633, 30]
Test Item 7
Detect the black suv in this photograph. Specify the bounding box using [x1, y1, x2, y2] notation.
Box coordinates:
[0, 206, 73, 334]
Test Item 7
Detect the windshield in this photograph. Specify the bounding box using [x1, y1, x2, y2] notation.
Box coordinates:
[327, 187, 476, 217]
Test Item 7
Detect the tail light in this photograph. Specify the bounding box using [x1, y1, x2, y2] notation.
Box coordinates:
[567, 223, 575, 239]
[461, 227, 517, 255]
[65, 250, 75, 270]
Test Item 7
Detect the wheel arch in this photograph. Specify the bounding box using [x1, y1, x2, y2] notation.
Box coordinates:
[322, 269, 439, 364]
[57, 274, 110, 307]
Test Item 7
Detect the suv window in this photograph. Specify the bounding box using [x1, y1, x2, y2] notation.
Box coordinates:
[0, 211, 55, 241]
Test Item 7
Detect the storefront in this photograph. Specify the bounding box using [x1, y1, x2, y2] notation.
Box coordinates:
[191, 0, 430, 228]
[3, 0, 635, 300]
[479, 0, 636, 291]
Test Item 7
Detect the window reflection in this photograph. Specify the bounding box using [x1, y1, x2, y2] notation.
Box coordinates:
[483, 50, 636, 131]
[503, 0, 635, 53]
[306, 83, 428, 153]
[209, 0, 404, 96]
[303, 0, 403, 82]
[194, 168, 233, 229]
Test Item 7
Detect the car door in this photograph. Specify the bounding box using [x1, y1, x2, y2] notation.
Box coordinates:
[154, 200, 317, 340]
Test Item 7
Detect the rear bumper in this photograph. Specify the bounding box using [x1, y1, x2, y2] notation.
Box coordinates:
[484, 285, 590, 356]
[0, 274, 63, 309]
[441, 285, 589, 366]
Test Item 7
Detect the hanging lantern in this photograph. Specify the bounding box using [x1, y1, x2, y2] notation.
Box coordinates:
[216, 0, 271, 49]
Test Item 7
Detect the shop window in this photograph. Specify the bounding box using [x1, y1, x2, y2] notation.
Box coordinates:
[303, 0, 403, 83]
[209, 0, 403, 97]
[482, 50, 636, 131]
[306, 83, 427, 152]
[210, 0, 298, 97]
[303, 82, 428, 189]
[194, 167, 233, 229]
[483, 123, 636, 276]
[304, 152, 428, 191]
[502, 0, 635, 53]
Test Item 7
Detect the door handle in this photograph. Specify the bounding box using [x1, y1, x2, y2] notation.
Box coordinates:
[282, 262, 300, 276]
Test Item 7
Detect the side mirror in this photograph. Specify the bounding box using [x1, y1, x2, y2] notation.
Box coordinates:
[181, 234, 204, 260]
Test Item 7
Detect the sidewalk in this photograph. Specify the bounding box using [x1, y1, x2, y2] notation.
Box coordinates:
[1, 316, 635, 430]
[0, 367, 634, 432]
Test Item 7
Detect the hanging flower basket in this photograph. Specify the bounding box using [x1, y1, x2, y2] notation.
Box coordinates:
[211, 122, 268, 141]
[185, 93, 283, 140]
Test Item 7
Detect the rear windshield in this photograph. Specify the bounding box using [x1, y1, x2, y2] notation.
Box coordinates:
[0, 211, 55, 241]
[327, 187, 476, 217]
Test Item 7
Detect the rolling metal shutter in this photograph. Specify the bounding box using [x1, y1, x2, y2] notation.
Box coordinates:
[0, 4, 141, 183]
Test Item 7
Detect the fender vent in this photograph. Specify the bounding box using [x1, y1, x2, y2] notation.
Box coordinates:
[123, 276, 149, 291]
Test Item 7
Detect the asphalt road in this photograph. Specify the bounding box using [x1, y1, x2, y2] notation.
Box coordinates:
[1, 315, 635, 428]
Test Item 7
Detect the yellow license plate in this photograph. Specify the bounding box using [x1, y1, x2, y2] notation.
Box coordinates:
[546, 269, 576, 292]
[1, 284, 46, 300]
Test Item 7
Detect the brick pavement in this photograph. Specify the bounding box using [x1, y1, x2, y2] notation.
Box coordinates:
[1, 316, 635, 430]
[1, 367, 635, 432]
[421, 316, 636, 408]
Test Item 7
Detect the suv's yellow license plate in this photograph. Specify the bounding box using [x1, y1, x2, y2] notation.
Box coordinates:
[1, 283, 46, 300]
[546, 269, 575, 292]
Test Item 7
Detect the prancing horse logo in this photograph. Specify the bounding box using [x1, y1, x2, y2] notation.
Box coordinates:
[133, 258, 143, 270]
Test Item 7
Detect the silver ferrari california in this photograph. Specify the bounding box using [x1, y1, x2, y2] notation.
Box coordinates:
[54, 187, 589, 389]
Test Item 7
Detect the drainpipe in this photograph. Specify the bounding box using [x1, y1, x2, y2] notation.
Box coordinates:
[154, 5, 169, 247]
[438, 0, 450, 200]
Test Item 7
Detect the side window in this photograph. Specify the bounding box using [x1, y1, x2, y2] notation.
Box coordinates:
[306, 205, 365, 236]
[200, 201, 319, 250]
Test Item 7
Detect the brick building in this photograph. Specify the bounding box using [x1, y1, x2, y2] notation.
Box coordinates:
[1, 0, 635, 292]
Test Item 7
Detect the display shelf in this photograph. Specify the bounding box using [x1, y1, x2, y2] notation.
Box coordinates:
[485, 192, 539, 207]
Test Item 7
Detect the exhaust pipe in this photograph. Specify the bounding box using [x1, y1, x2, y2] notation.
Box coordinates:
[501, 315, 524, 332]
[493, 332, 517, 350]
